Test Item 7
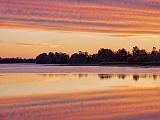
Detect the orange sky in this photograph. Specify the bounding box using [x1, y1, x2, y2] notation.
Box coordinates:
[0, 0, 160, 58]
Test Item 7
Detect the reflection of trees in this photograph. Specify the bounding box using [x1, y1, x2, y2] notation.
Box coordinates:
[39, 73, 89, 78]
[78, 74, 88, 78]
[98, 74, 113, 80]
[118, 74, 126, 79]
[133, 75, 140, 81]
[98, 74, 160, 81]
[72, 74, 89, 78]
[38, 74, 68, 78]
[38, 73, 160, 81]
[132, 74, 160, 81]
[153, 75, 158, 80]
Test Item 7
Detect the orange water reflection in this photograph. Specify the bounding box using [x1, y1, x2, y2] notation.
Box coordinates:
[0, 88, 160, 120]
[0, 73, 160, 98]
[0, 73, 160, 120]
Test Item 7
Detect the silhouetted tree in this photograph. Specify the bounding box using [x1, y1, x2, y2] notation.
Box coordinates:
[97, 48, 115, 62]
[132, 46, 140, 56]
[70, 51, 88, 64]
[36, 52, 69, 64]
[0, 57, 35, 63]
[151, 47, 158, 56]
[88, 54, 98, 64]
[36, 53, 49, 64]
[116, 48, 129, 61]
[128, 46, 150, 64]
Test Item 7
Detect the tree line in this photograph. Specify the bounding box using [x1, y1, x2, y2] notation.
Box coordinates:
[0, 46, 160, 65]
[35, 46, 160, 65]
[0, 58, 35, 63]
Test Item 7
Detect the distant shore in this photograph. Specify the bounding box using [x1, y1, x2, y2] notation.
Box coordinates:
[1, 46, 160, 66]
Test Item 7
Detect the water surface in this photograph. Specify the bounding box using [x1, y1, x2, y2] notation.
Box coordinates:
[0, 64, 160, 73]
[0, 73, 160, 98]
[0, 64, 160, 120]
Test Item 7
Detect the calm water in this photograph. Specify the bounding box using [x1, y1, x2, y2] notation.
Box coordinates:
[0, 73, 160, 98]
[0, 64, 160, 120]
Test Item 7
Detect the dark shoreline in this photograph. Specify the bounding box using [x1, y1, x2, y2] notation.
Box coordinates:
[1, 46, 160, 66]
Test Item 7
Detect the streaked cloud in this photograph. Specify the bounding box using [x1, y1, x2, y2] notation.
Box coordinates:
[16, 42, 61, 49]
[0, 0, 160, 35]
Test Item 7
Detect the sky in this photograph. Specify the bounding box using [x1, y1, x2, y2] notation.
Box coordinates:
[0, 0, 160, 58]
